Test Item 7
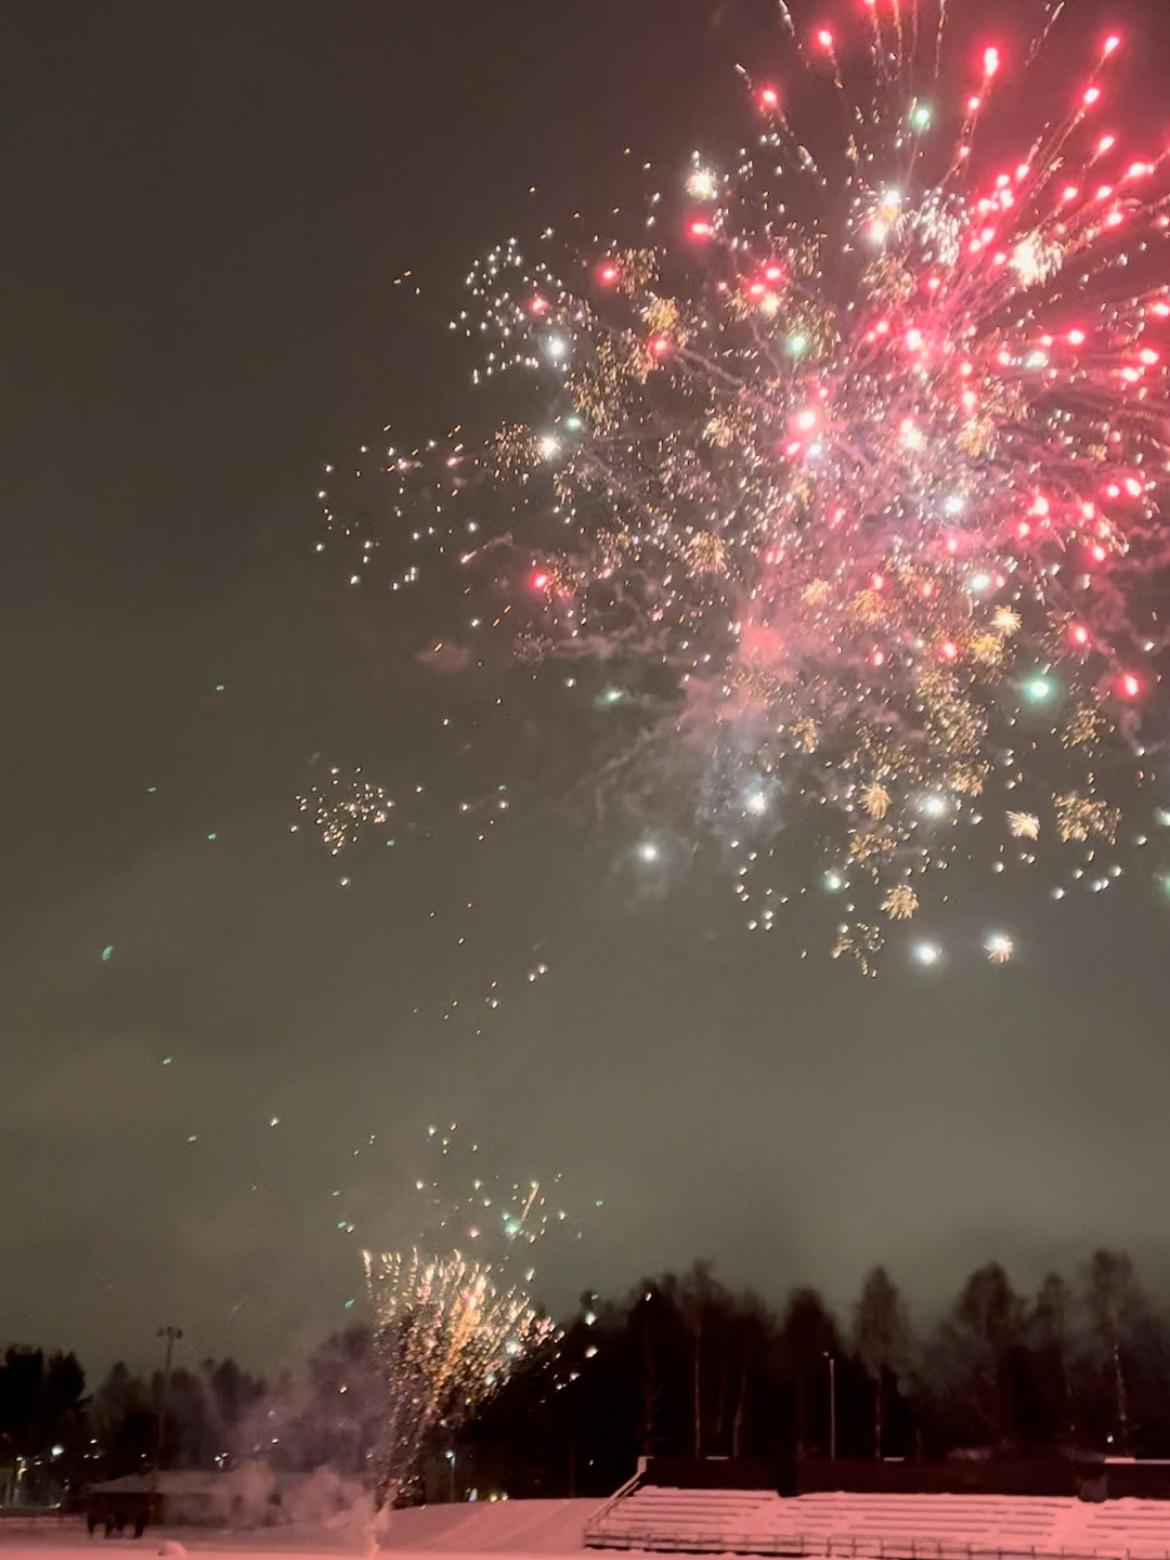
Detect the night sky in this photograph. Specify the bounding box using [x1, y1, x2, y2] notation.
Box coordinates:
[7, 0, 1170, 1378]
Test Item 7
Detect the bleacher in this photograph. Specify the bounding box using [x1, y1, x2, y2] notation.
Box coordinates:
[1078, 1498, 1170, 1555]
[584, 1476, 1170, 1558]
[584, 1483, 789, 1551]
[769, 1491, 1066, 1551]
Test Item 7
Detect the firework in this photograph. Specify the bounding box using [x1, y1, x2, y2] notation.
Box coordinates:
[985, 931, 1016, 963]
[362, 1249, 557, 1504]
[412, 1122, 570, 1255]
[295, 768, 395, 855]
[316, 0, 1170, 967]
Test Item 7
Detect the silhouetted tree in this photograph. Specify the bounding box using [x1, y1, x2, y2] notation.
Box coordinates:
[929, 1263, 1022, 1448]
[1083, 1249, 1145, 1454]
[0, 1347, 87, 1500]
[93, 1361, 155, 1477]
[779, 1289, 840, 1458]
[1024, 1273, 1077, 1446]
[854, 1267, 911, 1460]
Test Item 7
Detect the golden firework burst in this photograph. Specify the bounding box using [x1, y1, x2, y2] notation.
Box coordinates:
[860, 780, 892, 820]
[789, 717, 820, 753]
[850, 828, 897, 865]
[881, 883, 919, 919]
[684, 531, 727, 575]
[1061, 702, 1107, 750]
[993, 606, 1022, 636]
[1054, 790, 1119, 844]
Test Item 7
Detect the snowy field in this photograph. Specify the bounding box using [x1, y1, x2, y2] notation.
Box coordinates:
[10, 1491, 1170, 1560]
[0, 1499, 598, 1560]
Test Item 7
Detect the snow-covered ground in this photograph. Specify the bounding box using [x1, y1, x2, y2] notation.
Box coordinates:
[0, 1499, 599, 1560]
[10, 1490, 1170, 1560]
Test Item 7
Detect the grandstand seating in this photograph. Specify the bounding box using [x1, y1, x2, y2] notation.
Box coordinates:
[583, 1480, 1170, 1557]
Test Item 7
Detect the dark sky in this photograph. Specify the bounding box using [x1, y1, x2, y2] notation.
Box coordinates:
[6, 0, 1170, 1379]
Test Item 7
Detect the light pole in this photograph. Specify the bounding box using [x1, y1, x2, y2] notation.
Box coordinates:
[152, 1327, 183, 1499]
[444, 1449, 457, 1503]
[824, 1353, 837, 1463]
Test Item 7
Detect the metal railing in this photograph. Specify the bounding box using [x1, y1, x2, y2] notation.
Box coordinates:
[583, 1470, 645, 1545]
[585, 1527, 1170, 1560]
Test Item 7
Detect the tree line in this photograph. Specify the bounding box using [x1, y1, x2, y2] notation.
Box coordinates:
[3, 1250, 1167, 1505]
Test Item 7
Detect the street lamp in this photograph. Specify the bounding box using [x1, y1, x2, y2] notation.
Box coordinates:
[824, 1353, 837, 1463]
